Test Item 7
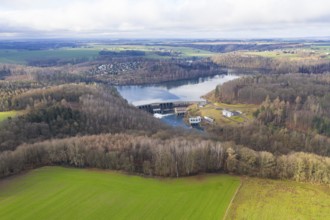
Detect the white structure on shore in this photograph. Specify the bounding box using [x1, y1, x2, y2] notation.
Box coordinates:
[204, 116, 214, 123]
[222, 109, 240, 117]
[189, 116, 202, 125]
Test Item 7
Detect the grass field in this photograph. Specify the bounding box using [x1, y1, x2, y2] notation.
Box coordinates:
[0, 48, 100, 64]
[0, 44, 215, 64]
[0, 111, 17, 122]
[244, 45, 330, 61]
[0, 167, 240, 220]
[226, 178, 330, 220]
[187, 102, 257, 125]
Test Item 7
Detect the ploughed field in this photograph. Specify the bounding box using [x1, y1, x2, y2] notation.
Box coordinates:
[0, 167, 239, 220]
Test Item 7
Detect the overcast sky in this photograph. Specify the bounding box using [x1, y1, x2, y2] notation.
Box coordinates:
[1, 0, 330, 39]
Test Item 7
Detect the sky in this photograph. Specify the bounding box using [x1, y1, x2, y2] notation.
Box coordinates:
[0, 0, 330, 39]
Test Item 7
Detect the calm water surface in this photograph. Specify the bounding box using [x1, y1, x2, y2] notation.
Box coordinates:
[116, 72, 243, 128]
[117, 74, 239, 106]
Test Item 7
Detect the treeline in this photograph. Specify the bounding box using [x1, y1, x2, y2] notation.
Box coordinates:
[0, 134, 329, 184]
[28, 57, 90, 67]
[0, 84, 167, 152]
[34, 71, 93, 85]
[212, 53, 330, 74]
[212, 123, 330, 157]
[215, 74, 330, 104]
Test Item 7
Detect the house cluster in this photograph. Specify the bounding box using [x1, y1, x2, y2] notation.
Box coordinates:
[151, 47, 181, 56]
[189, 116, 215, 125]
[94, 61, 141, 75]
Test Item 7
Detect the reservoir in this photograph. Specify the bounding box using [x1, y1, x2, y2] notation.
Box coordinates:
[116, 72, 240, 128]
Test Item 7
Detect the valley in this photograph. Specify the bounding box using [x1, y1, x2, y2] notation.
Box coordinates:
[0, 39, 329, 220]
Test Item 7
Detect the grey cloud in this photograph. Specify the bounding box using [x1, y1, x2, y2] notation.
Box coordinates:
[0, 0, 329, 38]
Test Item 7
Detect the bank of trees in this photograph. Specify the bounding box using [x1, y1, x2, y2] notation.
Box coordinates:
[0, 133, 329, 184]
[212, 123, 330, 157]
[215, 74, 330, 104]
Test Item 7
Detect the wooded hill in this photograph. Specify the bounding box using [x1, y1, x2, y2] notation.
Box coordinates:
[211, 74, 330, 157]
[0, 83, 167, 152]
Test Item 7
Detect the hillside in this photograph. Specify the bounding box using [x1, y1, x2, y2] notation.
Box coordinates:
[209, 74, 330, 156]
[0, 83, 167, 152]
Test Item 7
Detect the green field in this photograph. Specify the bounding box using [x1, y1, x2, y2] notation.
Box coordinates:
[226, 178, 330, 220]
[244, 45, 330, 61]
[0, 44, 215, 64]
[0, 167, 239, 220]
[0, 48, 100, 64]
[0, 111, 17, 122]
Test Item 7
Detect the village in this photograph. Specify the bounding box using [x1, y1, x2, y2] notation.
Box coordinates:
[93, 61, 142, 75]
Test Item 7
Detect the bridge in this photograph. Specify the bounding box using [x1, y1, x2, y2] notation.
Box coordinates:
[137, 101, 203, 115]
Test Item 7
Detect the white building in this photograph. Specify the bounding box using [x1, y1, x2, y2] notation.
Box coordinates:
[204, 116, 214, 123]
[189, 116, 202, 125]
[222, 109, 239, 117]
[198, 101, 207, 108]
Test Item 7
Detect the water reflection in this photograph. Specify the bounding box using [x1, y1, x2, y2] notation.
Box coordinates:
[117, 74, 239, 106]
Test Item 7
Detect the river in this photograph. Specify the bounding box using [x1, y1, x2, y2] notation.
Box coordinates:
[116, 72, 240, 128]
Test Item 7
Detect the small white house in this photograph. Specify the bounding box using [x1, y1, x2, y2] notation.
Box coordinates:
[222, 109, 239, 117]
[189, 116, 202, 125]
[204, 116, 214, 123]
[98, 64, 107, 71]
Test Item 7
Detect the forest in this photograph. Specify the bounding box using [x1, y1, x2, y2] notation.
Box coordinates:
[211, 74, 330, 157]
